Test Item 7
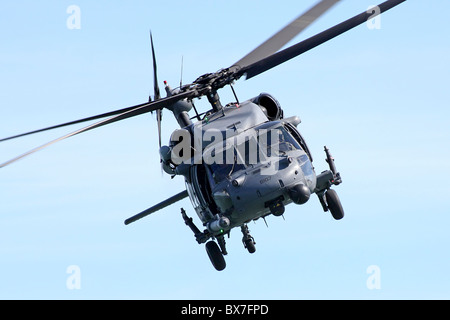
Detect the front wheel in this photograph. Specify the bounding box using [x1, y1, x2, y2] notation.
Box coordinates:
[244, 238, 256, 254]
[325, 189, 344, 220]
[205, 241, 226, 271]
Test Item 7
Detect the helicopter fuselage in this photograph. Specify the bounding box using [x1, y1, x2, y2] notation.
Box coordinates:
[165, 95, 318, 236]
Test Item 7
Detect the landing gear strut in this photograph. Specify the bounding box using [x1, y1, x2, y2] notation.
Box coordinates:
[315, 146, 345, 220]
[181, 208, 227, 271]
[241, 224, 256, 254]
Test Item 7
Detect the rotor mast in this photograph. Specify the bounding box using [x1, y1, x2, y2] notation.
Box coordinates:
[206, 90, 223, 112]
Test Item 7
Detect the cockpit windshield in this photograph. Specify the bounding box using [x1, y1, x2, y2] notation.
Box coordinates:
[204, 124, 304, 184]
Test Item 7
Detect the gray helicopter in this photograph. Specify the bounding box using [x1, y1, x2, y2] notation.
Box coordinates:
[0, 0, 406, 270]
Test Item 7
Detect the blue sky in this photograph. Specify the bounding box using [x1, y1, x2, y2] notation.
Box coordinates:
[1, 0, 449, 299]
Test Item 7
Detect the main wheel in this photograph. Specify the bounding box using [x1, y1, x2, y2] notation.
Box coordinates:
[244, 238, 256, 254]
[205, 241, 226, 271]
[325, 189, 344, 220]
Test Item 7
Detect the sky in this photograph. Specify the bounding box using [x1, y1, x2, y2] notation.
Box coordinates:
[0, 0, 449, 300]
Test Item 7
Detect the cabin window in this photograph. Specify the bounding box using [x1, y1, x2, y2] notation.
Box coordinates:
[210, 154, 245, 184]
[185, 180, 200, 209]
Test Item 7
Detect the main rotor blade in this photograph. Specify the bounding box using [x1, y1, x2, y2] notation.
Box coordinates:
[0, 91, 193, 168]
[124, 190, 189, 225]
[239, 0, 406, 80]
[0, 101, 155, 143]
[150, 31, 161, 101]
[233, 0, 340, 69]
[150, 31, 163, 148]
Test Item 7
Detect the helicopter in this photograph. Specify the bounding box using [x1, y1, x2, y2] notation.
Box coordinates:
[0, 0, 406, 271]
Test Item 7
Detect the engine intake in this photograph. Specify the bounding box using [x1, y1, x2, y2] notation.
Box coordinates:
[251, 93, 283, 121]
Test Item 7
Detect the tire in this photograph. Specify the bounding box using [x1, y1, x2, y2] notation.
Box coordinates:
[205, 241, 226, 271]
[244, 239, 256, 254]
[325, 189, 344, 220]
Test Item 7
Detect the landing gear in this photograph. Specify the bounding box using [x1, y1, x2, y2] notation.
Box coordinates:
[315, 146, 345, 220]
[181, 208, 228, 271]
[317, 188, 344, 220]
[181, 209, 258, 271]
[241, 224, 256, 254]
[325, 189, 344, 220]
[205, 241, 226, 271]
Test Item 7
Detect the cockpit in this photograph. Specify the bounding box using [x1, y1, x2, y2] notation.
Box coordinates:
[203, 123, 308, 184]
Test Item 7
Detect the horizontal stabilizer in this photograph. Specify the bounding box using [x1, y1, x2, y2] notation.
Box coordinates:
[124, 190, 189, 225]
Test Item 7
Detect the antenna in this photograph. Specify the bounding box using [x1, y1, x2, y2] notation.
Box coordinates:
[180, 55, 184, 88]
[230, 83, 240, 105]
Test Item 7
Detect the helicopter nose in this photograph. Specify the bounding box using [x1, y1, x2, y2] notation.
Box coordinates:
[289, 184, 310, 205]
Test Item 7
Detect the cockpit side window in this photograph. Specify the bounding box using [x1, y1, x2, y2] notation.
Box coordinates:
[257, 125, 301, 157]
[284, 123, 313, 162]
